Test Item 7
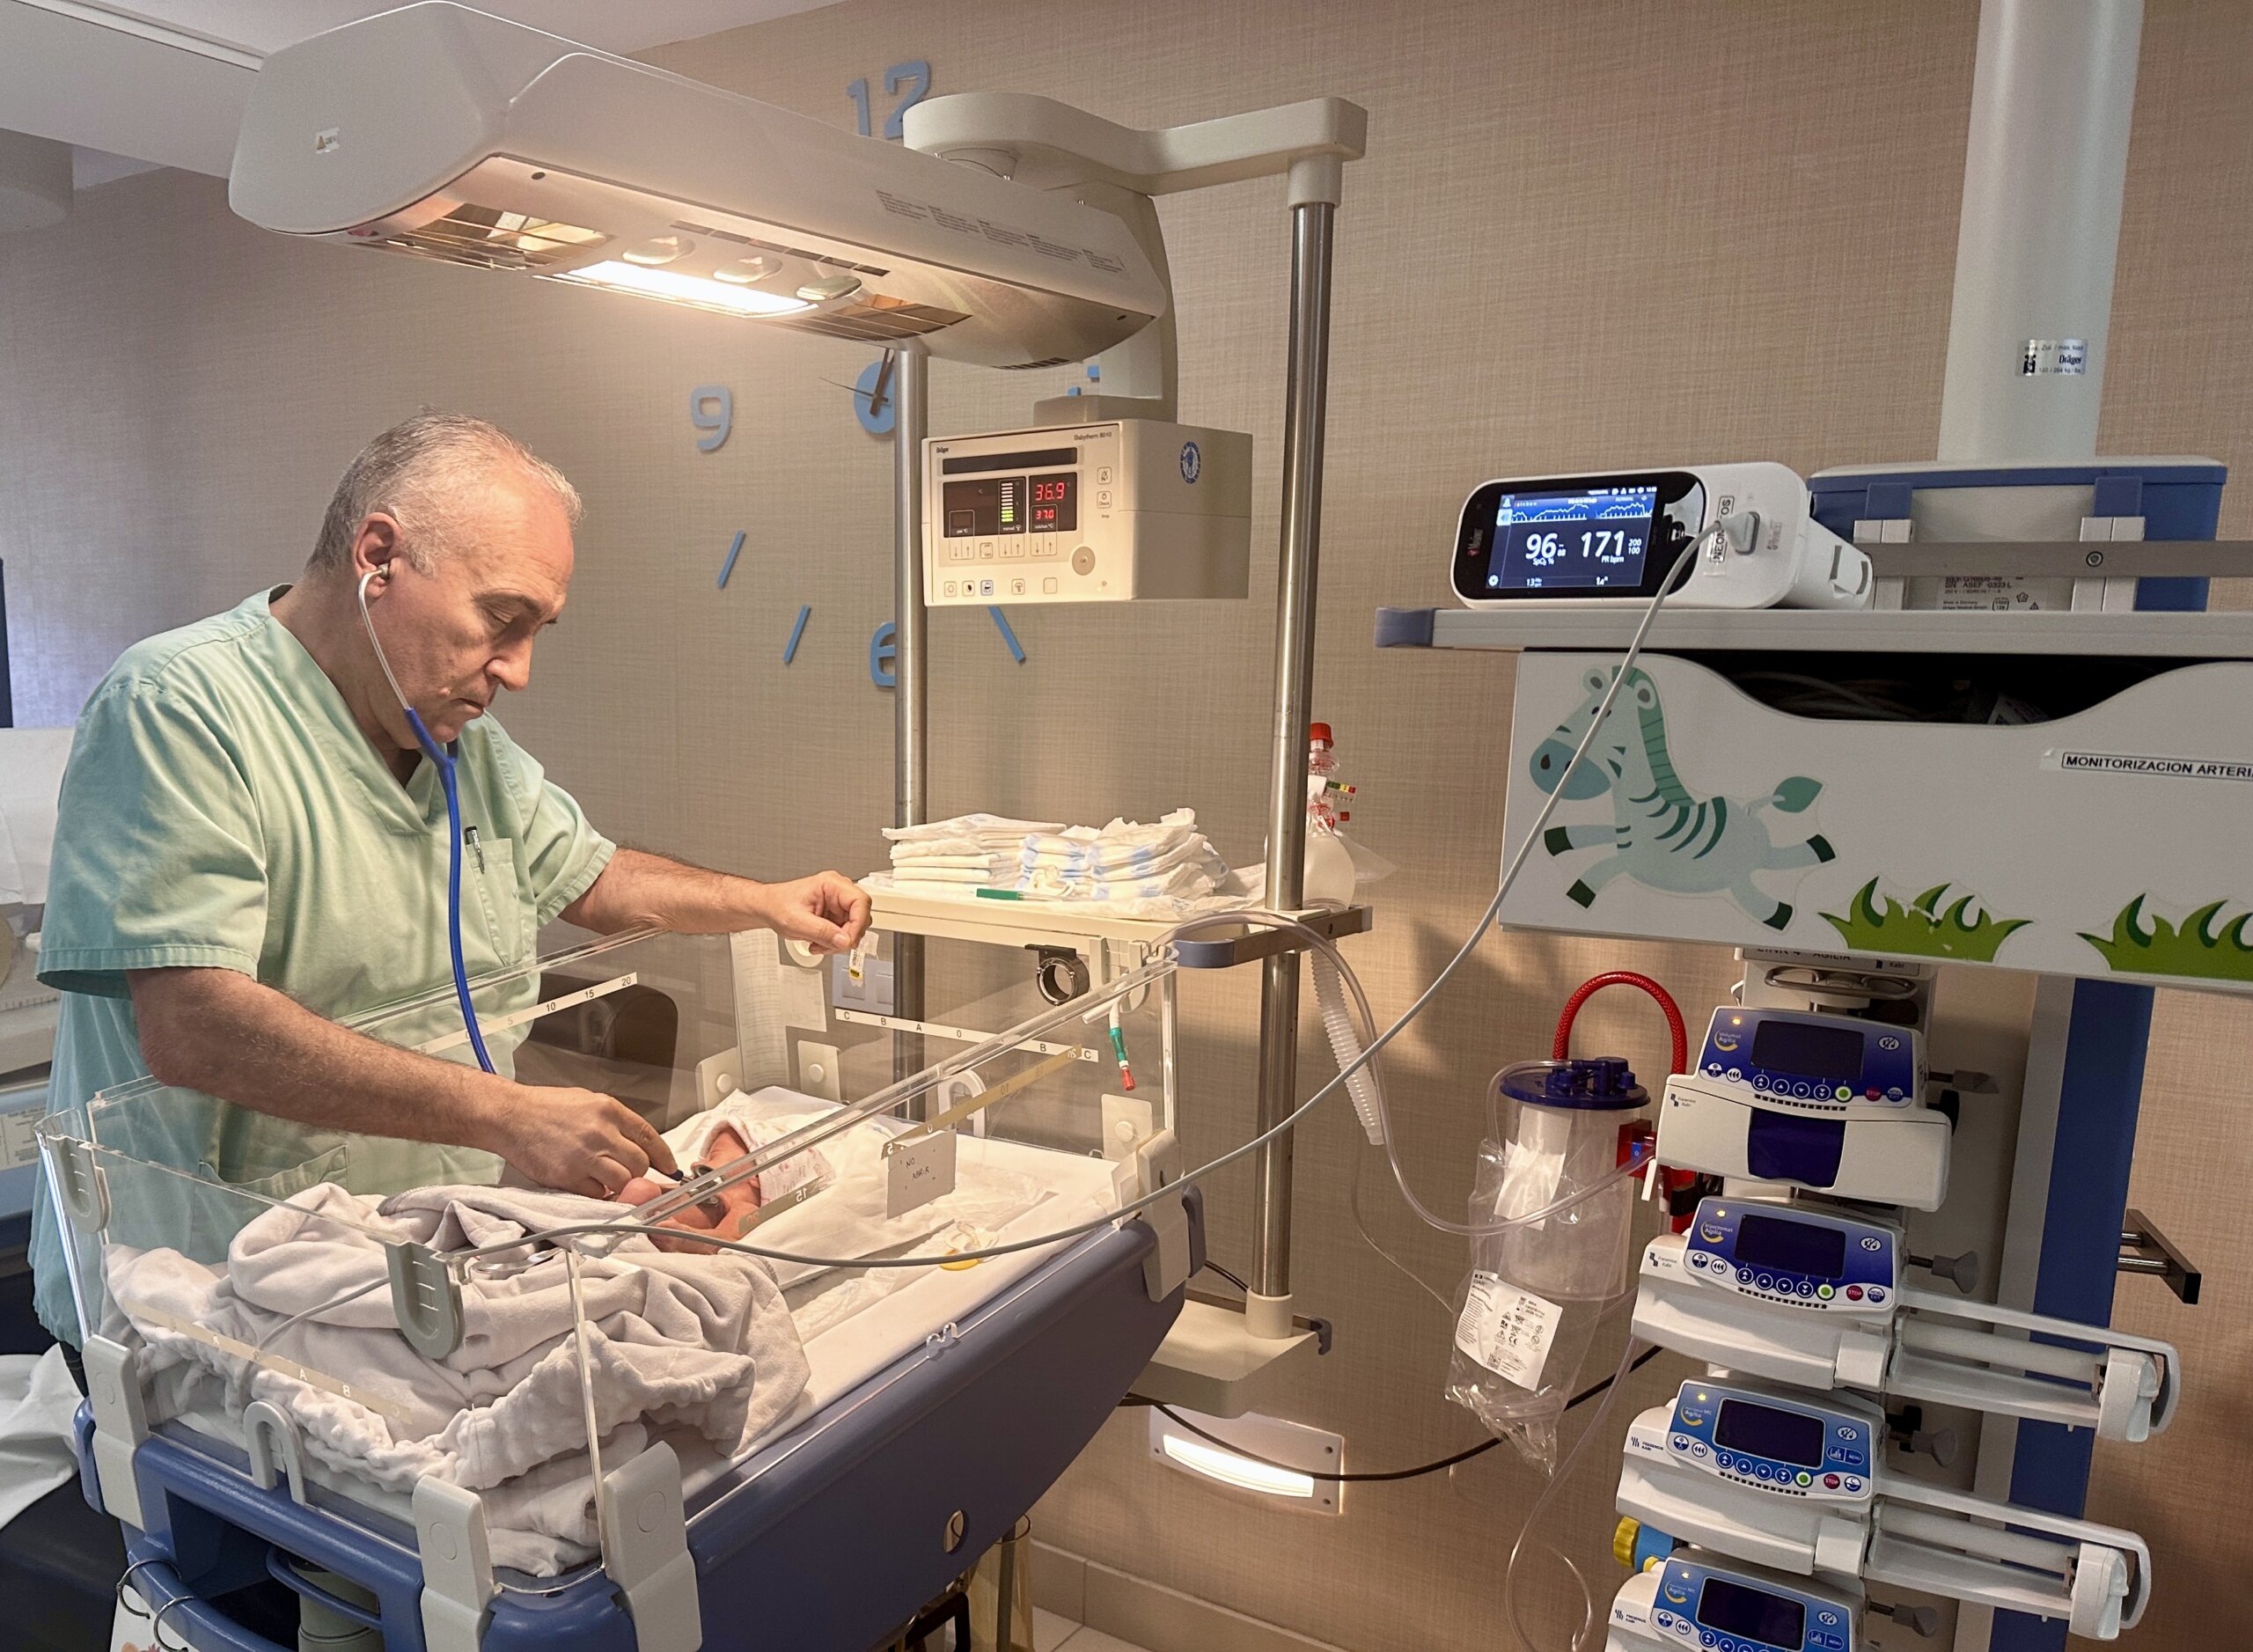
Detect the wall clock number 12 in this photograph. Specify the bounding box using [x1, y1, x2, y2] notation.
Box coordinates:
[848, 62, 932, 140]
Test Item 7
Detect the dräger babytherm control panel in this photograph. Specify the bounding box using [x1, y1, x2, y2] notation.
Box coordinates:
[923, 421, 1251, 605]
[1606, 1552, 1860, 1652]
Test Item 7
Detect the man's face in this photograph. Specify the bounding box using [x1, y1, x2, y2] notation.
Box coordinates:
[365, 473, 575, 747]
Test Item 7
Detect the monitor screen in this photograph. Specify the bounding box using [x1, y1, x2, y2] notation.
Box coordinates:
[1714, 1399, 1826, 1467]
[1748, 1017, 1867, 1083]
[1733, 1213, 1848, 1280]
[1489, 485, 1657, 591]
[1696, 1577, 1806, 1650]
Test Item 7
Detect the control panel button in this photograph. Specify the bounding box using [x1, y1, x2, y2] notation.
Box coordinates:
[1845, 1477, 1863, 1493]
[1816, 1284, 1833, 1299]
[942, 580, 958, 598]
[1796, 1280, 1815, 1297]
[1071, 545, 1097, 576]
[1725, 1068, 1743, 1082]
[1795, 1471, 1812, 1487]
[1096, 489, 1113, 507]
[979, 579, 994, 596]
[1845, 1285, 1864, 1301]
[1042, 576, 1059, 594]
[1824, 1473, 1841, 1488]
[1097, 466, 1112, 484]
[1834, 1086, 1852, 1100]
[978, 540, 996, 560]
[1706, 1063, 1723, 1076]
[1009, 577, 1026, 595]
[1756, 1274, 1774, 1291]
[1752, 1075, 1769, 1090]
[1867, 1287, 1886, 1304]
[1002, 540, 1025, 558]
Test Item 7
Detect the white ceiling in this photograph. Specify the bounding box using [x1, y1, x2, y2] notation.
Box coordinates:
[0, 0, 841, 187]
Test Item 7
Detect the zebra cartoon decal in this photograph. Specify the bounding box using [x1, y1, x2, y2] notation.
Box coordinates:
[1530, 665, 1835, 930]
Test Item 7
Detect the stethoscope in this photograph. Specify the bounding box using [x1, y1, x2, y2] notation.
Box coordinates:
[356, 567, 497, 1075]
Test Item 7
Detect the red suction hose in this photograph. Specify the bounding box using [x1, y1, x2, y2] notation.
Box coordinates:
[1552, 971, 1689, 1076]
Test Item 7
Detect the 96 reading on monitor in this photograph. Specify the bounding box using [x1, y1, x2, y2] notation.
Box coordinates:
[1491, 483, 1658, 591]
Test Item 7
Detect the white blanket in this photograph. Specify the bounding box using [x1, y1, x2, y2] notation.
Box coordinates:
[108, 1090, 1067, 1575]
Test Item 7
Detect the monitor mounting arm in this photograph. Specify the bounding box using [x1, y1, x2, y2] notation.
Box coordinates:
[906, 94, 1367, 423]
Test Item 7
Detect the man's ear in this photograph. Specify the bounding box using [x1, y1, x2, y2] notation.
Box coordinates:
[350, 513, 403, 584]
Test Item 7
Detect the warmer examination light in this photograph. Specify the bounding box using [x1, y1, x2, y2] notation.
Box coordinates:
[228, 2, 1170, 368]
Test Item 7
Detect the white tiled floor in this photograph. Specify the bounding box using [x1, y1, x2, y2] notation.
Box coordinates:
[1032, 1607, 1151, 1652]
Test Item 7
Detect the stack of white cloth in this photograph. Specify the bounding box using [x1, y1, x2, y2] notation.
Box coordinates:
[877, 808, 1240, 910]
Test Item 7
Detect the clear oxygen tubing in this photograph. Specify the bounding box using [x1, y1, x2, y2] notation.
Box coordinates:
[432, 525, 1728, 1276]
[356, 568, 495, 1076]
[1501, 1331, 1648, 1652]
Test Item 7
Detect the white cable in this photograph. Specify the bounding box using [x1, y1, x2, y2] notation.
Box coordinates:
[296, 536, 1717, 1299]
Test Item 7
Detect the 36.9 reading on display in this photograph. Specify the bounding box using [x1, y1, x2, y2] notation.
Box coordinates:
[1489, 484, 1657, 591]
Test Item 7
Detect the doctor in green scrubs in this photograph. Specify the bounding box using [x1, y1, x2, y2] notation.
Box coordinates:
[31, 411, 871, 1345]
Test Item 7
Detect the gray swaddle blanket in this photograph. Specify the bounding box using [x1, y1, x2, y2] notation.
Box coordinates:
[109, 1179, 809, 1574]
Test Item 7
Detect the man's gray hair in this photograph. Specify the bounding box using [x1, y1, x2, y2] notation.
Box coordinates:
[310, 411, 583, 573]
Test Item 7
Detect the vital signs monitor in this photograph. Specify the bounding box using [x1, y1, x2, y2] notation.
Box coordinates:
[1450, 462, 1871, 610]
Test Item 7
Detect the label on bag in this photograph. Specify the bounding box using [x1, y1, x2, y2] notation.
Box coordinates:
[1454, 1270, 1564, 1391]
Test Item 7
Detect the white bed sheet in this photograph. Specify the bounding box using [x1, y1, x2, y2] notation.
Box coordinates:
[153, 1119, 1121, 1568]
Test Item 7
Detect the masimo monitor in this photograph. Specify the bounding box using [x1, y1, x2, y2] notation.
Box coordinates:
[1450, 462, 1870, 610]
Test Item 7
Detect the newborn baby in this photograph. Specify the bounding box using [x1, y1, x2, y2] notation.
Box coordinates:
[615, 1121, 828, 1253]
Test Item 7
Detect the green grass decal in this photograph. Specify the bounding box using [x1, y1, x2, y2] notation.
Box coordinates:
[2080, 896, 2253, 981]
[1821, 880, 2032, 962]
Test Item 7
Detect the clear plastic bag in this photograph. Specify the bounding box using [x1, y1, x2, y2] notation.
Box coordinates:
[1442, 1060, 1643, 1472]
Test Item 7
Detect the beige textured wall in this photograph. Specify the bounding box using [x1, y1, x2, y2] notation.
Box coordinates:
[3, 2, 2249, 1648]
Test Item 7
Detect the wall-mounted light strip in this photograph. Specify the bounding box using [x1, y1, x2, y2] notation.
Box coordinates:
[1146, 1406, 1343, 1514]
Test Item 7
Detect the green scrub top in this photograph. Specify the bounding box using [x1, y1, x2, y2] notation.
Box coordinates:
[31, 588, 614, 1342]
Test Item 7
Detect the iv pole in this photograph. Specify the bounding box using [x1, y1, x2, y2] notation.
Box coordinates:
[903, 94, 1368, 1341]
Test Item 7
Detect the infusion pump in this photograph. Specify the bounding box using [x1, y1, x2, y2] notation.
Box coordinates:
[1450, 461, 1871, 611]
[922, 420, 1251, 606]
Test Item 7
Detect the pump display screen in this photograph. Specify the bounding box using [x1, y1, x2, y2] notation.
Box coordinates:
[1696, 1578, 1805, 1650]
[1714, 1399, 1824, 1467]
[1734, 1213, 1847, 1280]
[1488, 485, 1657, 590]
[1748, 1018, 1866, 1083]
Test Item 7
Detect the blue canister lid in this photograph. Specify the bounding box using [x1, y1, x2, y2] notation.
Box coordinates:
[1497, 1056, 1648, 1112]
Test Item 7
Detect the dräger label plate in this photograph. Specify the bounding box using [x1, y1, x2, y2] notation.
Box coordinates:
[884, 1130, 958, 1218]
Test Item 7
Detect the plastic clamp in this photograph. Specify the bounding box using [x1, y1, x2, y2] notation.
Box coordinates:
[414, 1478, 495, 1652]
[1134, 1191, 1193, 1303]
[387, 1241, 465, 1360]
[601, 1443, 701, 1652]
[243, 1399, 308, 1504]
[48, 1136, 109, 1232]
[82, 1336, 148, 1531]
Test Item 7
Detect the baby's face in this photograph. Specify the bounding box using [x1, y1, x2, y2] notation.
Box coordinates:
[615, 1126, 764, 1248]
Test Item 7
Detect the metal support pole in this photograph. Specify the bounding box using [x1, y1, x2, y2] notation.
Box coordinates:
[1247, 198, 1335, 1335]
[892, 343, 929, 1089]
[1937, 0, 2141, 463]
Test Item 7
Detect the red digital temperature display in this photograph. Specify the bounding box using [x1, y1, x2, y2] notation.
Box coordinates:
[1028, 473, 1078, 532]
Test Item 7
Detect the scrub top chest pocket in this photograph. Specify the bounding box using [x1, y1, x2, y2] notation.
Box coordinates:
[463, 833, 528, 968]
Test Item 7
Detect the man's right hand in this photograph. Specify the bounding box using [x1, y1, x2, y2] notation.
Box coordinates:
[481, 1083, 678, 1200]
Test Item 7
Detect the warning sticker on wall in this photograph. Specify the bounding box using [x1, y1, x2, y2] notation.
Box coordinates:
[1453, 1270, 1564, 1391]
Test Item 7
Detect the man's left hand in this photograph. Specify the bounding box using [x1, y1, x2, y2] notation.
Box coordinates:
[758, 870, 873, 953]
